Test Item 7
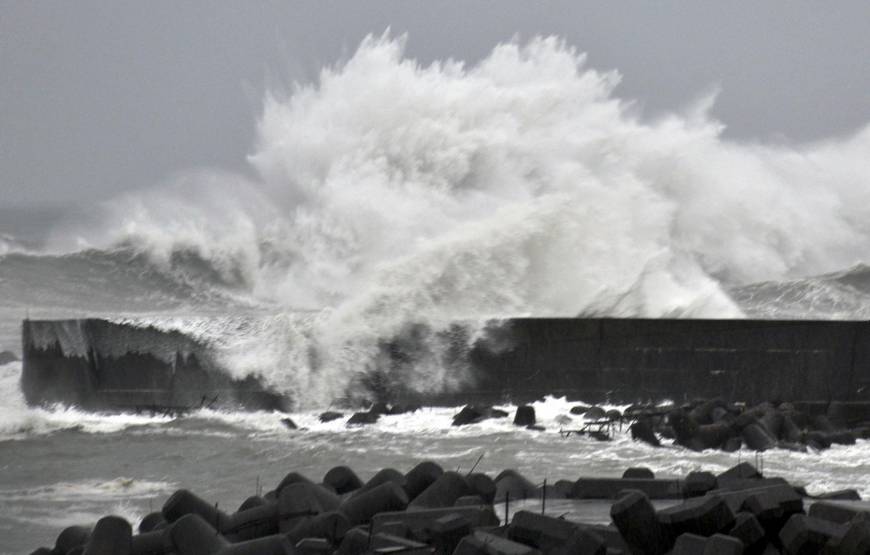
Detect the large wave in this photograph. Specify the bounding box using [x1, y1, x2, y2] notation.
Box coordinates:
[6, 34, 870, 403]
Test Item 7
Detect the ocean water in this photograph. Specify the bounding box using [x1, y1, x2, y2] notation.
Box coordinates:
[3, 35, 870, 553]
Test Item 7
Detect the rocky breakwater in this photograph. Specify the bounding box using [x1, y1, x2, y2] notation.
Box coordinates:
[27, 459, 870, 555]
[625, 398, 870, 453]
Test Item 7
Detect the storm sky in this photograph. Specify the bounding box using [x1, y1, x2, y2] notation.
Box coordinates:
[2, 1, 870, 212]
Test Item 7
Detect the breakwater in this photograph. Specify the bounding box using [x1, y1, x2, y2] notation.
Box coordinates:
[25, 455, 870, 555]
[21, 319, 290, 413]
[20, 317, 870, 412]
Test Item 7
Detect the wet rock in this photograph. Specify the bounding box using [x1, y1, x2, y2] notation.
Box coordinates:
[630, 417, 661, 447]
[388, 404, 420, 415]
[318, 411, 343, 423]
[742, 422, 776, 451]
[569, 406, 588, 416]
[0, 351, 17, 365]
[280, 417, 298, 429]
[346, 412, 379, 426]
[513, 405, 536, 427]
[583, 407, 606, 420]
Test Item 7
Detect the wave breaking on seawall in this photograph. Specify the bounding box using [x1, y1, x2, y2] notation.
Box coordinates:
[3, 34, 870, 407]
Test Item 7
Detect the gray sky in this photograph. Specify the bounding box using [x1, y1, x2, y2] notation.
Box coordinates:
[2, 1, 870, 212]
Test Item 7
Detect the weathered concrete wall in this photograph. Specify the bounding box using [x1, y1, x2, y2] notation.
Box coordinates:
[396, 318, 870, 406]
[21, 317, 870, 411]
[21, 319, 290, 412]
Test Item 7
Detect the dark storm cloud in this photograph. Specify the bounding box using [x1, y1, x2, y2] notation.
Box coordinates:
[2, 1, 869, 208]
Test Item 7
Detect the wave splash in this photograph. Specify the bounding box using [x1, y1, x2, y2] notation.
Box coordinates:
[5, 34, 870, 403]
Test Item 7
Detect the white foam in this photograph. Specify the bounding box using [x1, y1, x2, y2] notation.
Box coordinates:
[0, 361, 175, 442]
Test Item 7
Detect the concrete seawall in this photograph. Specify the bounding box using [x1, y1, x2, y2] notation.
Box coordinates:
[21, 319, 290, 412]
[20, 317, 870, 411]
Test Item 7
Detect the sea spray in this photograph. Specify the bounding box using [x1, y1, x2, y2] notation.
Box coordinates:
[5, 33, 870, 402]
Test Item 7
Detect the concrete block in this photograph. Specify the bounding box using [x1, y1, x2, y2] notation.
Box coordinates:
[779, 514, 846, 555]
[495, 470, 538, 502]
[295, 537, 332, 555]
[223, 502, 278, 541]
[454, 530, 542, 555]
[82, 516, 132, 555]
[808, 501, 870, 525]
[410, 471, 470, 509]
[684, 471, 717, 498]
[405, 461, 445, 500]
[729, 512, 765, 552]
[372, 506, 499, 537]
[162, 489, 228, 529]
[572, 478, 683, 499]
[55, 525, 91, 555]
[166, 514, 228, 555]
[323, 466, 363, 495]
[609, 491, 670, 555]
[278, 482, 342, 532]
[659, 495, 736, 537]
[621, 467, 654, 480]
[340, 481, 409, 525]
[508, 511, 578, 551]
[285, 511, 350, 544]
[672, 533, 743, 555]
[428, 513, 471, 554]
[467, 473, 496, 504]
[130, 530, 170, 555]
[214, 534, 295, 555]
[716, 463, 762, 488]
[514, 406, 536, 427]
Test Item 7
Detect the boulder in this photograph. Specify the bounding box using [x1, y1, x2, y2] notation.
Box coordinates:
[514, 406, 536, 427]
[318, 411, 343, 423]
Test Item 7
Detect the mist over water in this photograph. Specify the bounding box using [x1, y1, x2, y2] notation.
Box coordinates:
[3, 34, 870, 400]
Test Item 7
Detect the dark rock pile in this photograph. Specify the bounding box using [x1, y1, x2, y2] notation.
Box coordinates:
[28, 461, 870, 555]
[627, 398, 870, 453]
